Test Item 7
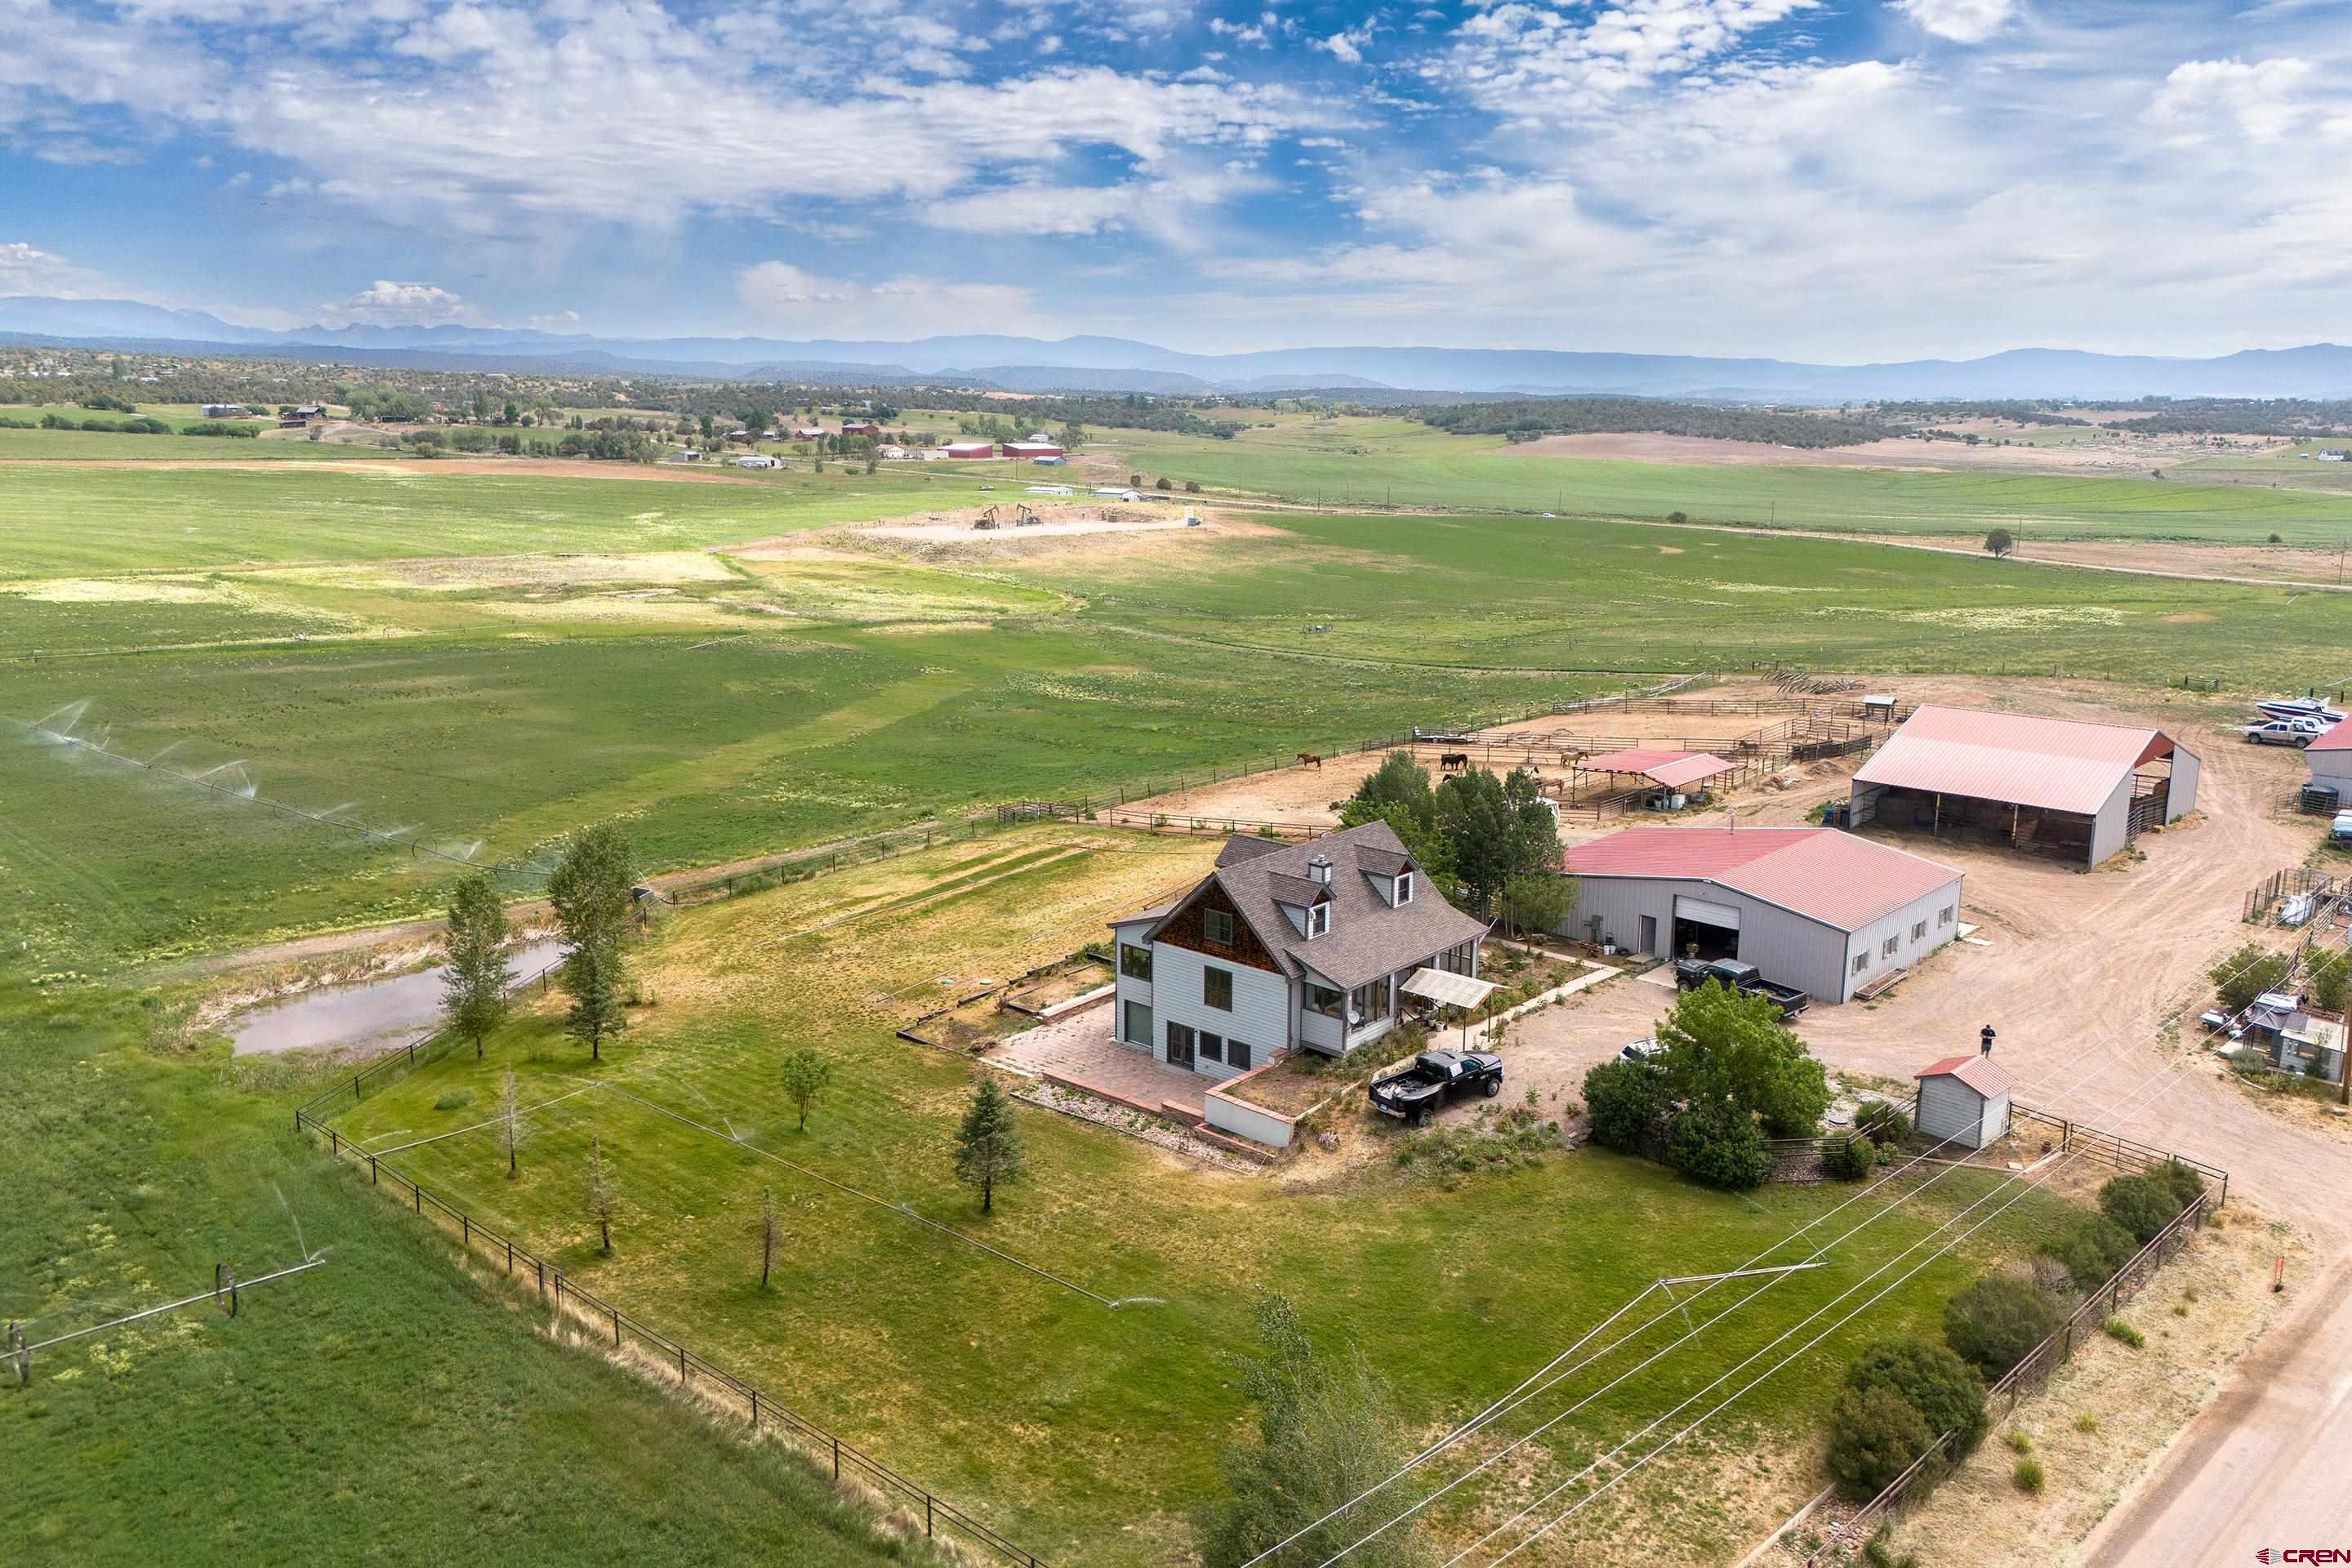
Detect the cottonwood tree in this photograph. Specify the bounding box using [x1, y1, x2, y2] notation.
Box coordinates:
[1657, 981, 1830, 1137]
[1435, 766, 1561, 918]
[1984, 528, 2015, 558]
[1193, 1294, 1425, 1568]
[759, 1186, 781, 1289]
[495, 1069, 529, 1180]
[1498, 871, 1577, 941]
[584, 1136, 618, 1254]
[779, 1048, 834, 1133]
[439, 872, 512, 1059]
[550, 825, 636, 1061]
[952, 1078, 1027, 1214]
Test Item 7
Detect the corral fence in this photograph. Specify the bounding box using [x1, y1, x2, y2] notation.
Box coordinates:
[2006, 1102, 2230, 1207]
[293, 1107, 1054, 1568]
[2244, 865, 2348, 924]
[1802, 1191, 2211, 1566]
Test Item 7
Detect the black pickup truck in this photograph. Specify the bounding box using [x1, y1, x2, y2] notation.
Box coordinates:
[1673, 958, 1810, 1020]
[1368, 1049, 1504, 1126]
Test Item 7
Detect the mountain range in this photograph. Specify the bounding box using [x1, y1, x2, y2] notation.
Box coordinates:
[7, 295, 2352, 402]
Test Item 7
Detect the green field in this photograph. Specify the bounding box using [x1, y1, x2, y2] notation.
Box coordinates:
[0, 978, 937, 1568]
[311, 831, 2081, 1565]
[1100, 415, 2352, 544]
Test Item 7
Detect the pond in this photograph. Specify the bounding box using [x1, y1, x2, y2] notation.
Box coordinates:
[230, 938, 568, 1056]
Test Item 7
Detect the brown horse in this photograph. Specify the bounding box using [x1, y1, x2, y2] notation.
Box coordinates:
[1296, 752, 1323, 770]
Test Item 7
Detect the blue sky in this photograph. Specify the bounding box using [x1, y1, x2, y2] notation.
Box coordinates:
[2, 0, 2346, 358]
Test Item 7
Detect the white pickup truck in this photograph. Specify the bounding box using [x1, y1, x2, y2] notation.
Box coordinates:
[2244, 718, 2322, 747]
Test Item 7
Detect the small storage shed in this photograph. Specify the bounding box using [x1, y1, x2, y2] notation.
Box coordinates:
[1913, 1054, 2013, 1151]
[2309, 719, 2352, 800]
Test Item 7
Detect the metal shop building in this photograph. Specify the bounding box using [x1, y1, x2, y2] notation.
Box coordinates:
[1848, 705, 2201, 866]
[1556, 826, 1965, 1004]
[2307, 718, 2352, 808]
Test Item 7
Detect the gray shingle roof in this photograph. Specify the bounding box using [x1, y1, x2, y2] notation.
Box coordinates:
[1264, 872, 1328, 910]
[1147, 821, 1486, 991]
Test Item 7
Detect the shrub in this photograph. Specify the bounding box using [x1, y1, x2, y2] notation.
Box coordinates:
[2005, 1428, 2033, 1454]
[1855, 1101, 1912, 1143]
[2013, 1457, 2045, 1494]
[1667, 510, 1688, 524]
[2154, 1160, 2207, 1209]
[1824, 1134, 1878, 1182]
[2074, 1411, 2100, 1433]
[2098, 1171, 2184, 1245]
[2210, 941, 2291, 1013]
[2101, 1317, 2145, 1348]
[434, 1090, 472, 1111]
[1665, 1094, 1771, 1190]
[1826, 1386, 1942, 1501]
[1580, 1058, 1672, 1153]
[1944, 1276, 2065, 1378]
[2039, 1214, 2139, 1290]
[1844, 1337, 1989, 1456]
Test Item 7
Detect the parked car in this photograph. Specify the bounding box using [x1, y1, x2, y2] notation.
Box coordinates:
[1369, 1049, 1503, 1125]
[2245, 719, 2318, 747]
[1619, 1036, 1665, 1064]
[1673, 957, 1811, 1019]
[2332, 811, 2352, 843]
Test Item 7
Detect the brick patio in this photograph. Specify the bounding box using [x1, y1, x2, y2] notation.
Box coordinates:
[990, 1002, 1210, 1124]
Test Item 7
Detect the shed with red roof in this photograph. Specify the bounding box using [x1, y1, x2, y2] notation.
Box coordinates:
[1913, 1053, 2013, 1150]
[2308, 716, 2352, 802]
[1557, 826, 1963, 1003]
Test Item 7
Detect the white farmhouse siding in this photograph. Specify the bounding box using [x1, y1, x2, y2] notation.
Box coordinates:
[1149, 942, 1286, 1081]
[1558, 828, 1963, 1004]
[1110, 915, 1160, 1050]
[1912, 1056, 2014, 1151]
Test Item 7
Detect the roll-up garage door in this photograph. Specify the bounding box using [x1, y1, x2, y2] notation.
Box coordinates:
[1673, 895, 1741, 930]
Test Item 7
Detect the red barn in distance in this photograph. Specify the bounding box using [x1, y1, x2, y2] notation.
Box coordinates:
[1001, 440, 1064, 460]
[942, 440, 996, 458]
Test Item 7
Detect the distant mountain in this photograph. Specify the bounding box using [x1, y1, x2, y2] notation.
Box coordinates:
[6, 295, 2350, 400]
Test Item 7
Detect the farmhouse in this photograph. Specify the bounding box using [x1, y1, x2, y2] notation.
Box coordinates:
[1849, 704, 2200, 865]
[791, 424, 827, 441]
[1557, 826, 1963, 1003]
[942, 440, 996, 459]
[1913, 1054, 2013, 1151]
[2306, 718, 2352, 805]
[1107, 822, 1486, 1082]
[840, 420, 881, 436]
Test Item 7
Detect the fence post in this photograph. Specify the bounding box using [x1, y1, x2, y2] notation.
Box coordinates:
[928, 1497, 934, 1538]
[834, 1436, 841, 1481]
[369, 1155, 377, 1186]
[330, 1129, 339, 1157]
[751, 1388, 760, 1428]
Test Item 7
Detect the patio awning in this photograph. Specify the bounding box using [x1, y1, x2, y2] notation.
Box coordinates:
[1401, 967, 1503, 1010]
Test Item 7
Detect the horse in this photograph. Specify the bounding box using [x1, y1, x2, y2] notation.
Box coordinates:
[1439, 751, 1471, 773]
[1296, 752, 1323, 770]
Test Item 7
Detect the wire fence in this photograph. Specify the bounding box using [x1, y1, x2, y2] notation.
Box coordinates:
[2004, 1103, 2230, 1207]
[294, 1109, 1054, 1566]
[1802, 1191, 2211, 1565]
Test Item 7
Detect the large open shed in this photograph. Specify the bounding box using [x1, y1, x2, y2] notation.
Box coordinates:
[1848, 705, 2200, 865]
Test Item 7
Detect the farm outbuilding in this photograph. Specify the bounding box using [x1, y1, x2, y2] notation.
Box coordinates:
[942, 440, 997, 459]
[2307, 719, 2352, 803]
[1002, 441, 1064, 460]
[1555, 826, 1963, 1003]
[1913, 1054, 2013, 1150]
[1849, 705, 2200, 865]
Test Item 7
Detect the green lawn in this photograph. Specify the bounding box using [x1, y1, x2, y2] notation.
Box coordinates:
[1099, 416, 2352, 544]
[0, 978, 937, 1568]
[314, 833, 2082, 1566]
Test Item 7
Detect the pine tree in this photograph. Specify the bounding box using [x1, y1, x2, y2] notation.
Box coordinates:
[952, 1079, 1027, 1214]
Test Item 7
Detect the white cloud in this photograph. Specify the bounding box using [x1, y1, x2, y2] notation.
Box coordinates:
[1887, 0, 2016, 43]
[326, 279, 476, 326]
[1316, 20, 1378, 65]
[526, 310, 581, 332]
[735, 261, 1046, 336]
[0, 241, 105, 296]
[1436, 0, 1820, 116]
[2145, 56, 2324, 145]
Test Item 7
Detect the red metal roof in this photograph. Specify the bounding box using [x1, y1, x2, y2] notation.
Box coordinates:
[1582, 748, 1735, 788]
[1852, 704, 2191, 816]
[1561, 826, 1961, 931]
[1915, 1054, 2014, 1098]
[2312, 717, 2352, 753]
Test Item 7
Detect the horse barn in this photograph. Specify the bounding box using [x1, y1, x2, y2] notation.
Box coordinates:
[1848, 705, 2201, 866]
[1556, 827, 1964, 1003]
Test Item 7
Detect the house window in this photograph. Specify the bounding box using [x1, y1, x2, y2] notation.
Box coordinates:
[1203, 908, 1235, 946]
[1123, 1000, 1152, 1046]
[1938, 906, 1955, 926]
[1229, 1039, 1254, 1071]
[1306, 903, 1330, 939]
[1306, 984, 1343, 1018]
[1853, 952, 1870, 975]
[1200, 1031, 1225, 1063]
[1911, 920, 1927, 942]
[1882, 936, 1900, 959]
[1120, 943, 1152, 981]
[1204, 966, 1234, 1010]
[1165, 1022, 1196, 1067]
[1396, 872, 1414, 905]
[1351, 976, 1392, 1022]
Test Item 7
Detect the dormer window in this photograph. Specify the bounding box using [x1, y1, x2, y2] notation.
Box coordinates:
[1307, 903, 1330, 939]
[1396, 872, 1414, 905]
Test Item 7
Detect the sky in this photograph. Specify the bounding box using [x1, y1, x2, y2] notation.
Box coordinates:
[2, 0, 2347, 359]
